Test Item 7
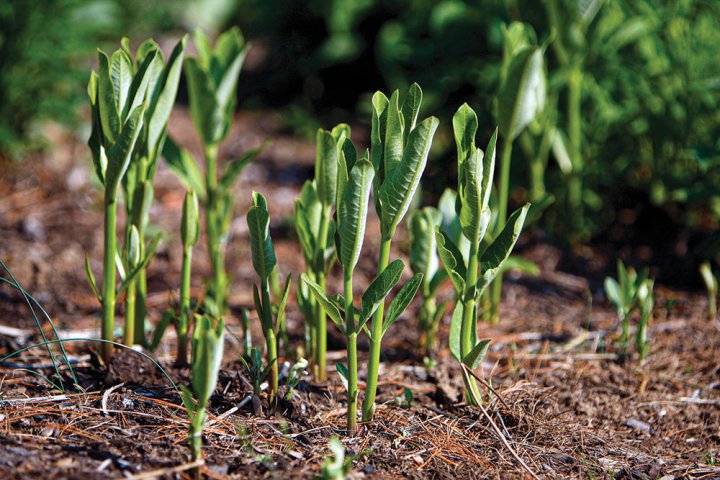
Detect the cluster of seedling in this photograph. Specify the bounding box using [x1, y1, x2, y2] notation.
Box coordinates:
[76, 21, 610, 465]
[604, 261, 655, 362]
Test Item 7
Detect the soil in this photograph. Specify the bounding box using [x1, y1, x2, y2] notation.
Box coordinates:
[1, 111, 719, 479]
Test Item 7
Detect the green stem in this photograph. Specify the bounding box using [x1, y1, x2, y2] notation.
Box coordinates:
[420, 296, 437, 352]
[204, 144, 226, 315]
[261, 279, 278, 406]
[178, 246, 192, 366]
[134, 268, 148, 345]
[462, 237, 482, 404]
[489, 141, 514, 324]
[567, 65, 584, 242]
[314, 207, 331, 381]
[101, 195, 118, 362]
[124, 281, 136, 345]
[344, 273, 358, 434]
[362, 238, 392, 422]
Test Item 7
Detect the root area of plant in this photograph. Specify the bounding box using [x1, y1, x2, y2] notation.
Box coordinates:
[1, 112, 719, 479]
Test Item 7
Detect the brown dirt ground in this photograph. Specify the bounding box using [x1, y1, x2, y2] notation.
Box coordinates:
[0, 111, 719, 479]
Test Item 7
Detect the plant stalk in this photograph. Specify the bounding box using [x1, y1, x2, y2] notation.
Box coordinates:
[261, 279, 278, 406]
[344, 274, 358, 434]
[123, 280, 136, 345]
[178, 245, 192, 366]
[567, 65, 583, 242]
[461, 235, 482, 404]
[101, 195, 118, 362]
[362, 238, 392, 422]
[204, 144, 226, 315]
[420, 296, 438, 352]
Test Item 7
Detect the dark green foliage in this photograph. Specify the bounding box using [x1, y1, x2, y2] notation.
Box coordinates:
[0, 0, 187, 158]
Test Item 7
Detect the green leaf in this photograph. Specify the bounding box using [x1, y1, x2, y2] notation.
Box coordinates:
[410, 207, 442, 282]
[180, 384, 197, 417]
[150, 309, 175, 351]
[117, 234, 161, 297]
[462, 339, 491, 370]
[336, 363, 349, 391]
[84, 252, 101, 303]
[428, 269, 448, 297]
[382, 273, 423, 337]
[147, 35, 187, 153]
[435, 228, 466, 294]
[383, 90, 404, 179]
[378, 116, 439, 239]
[184, 57, 218, 145]
[247, 192, 277, 281]
[218, 144, 264, 193]
[163, 137, 206, 200]
[370, 91, 389, 215]
[128, 225, 141, 268]
[301, 274, 345, 334]
[97, 50, 120, 144]
[315, 129, 339, 207]
[123, 48, 160, 121]
[604, 277, 622, 313]
[337, 158, 374, 273]
[358, 259, 405, 330]
[477, 204, 530, 294]
[459, 148, 491, 243]
[274, 274, 293, 335]
[452, 103, 478, 173]
[105, 105, 145, 192]
[181, 190, 200, 248]
[496, 47, 546, 141]
[502, 255, 540, 276]
[109, 49, 133, 115]
[400, 83, 422, 145]
[191, 316, 224, 406]
[448, 303, 463, 363]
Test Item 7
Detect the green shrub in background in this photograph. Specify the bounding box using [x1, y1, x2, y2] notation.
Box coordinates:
[233, 0, 720, 245]
[0, 0, 187, 158]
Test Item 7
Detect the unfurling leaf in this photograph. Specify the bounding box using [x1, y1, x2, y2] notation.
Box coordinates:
[247, 192, 277, 281]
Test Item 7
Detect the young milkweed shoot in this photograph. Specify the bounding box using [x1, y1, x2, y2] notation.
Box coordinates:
[363, 83, 438, 423]
[436, 103, 529, 404]
[247, 191, 292, 408]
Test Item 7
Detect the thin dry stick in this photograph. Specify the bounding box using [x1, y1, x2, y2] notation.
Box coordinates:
[124, 460, 205, 479]
[461, 364, 540, 480]
[101, 382, 125, 416]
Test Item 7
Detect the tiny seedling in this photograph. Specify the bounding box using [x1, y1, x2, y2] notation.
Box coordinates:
[247, 191, 292, 407]
[180, 315, 224, 468]
[363, 83, 438, 423]
[699, 262, 718, 319]
[239, 347, 272, 399]
[240, 307, 252, 356]
[285, 357, 308, 400]
[409, 207, 447, 353]
[604, 260, 650, 344]
[321, 437, 352, 480]
[636, 278, 654, 362]
[165, 27, 261, 317]
[436, 103, 529, 404]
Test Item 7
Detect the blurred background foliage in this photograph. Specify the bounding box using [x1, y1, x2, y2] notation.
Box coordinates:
[1, 0, 719, 254]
